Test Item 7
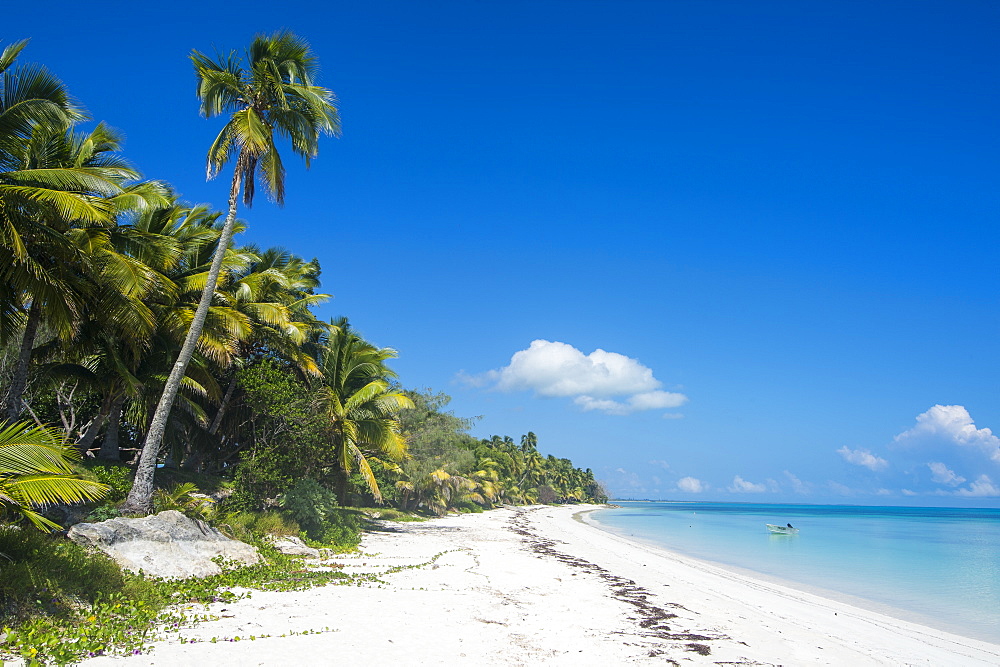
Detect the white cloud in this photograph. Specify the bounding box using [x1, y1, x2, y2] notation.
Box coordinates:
[648, 460, 672, 470]
[493, 340, 659, 396]
[677, 476, 705, 493]
[901, 489, 917, 496]
[837, 446, 889, 471]
[575, 390, 687, 415]
[575, 396, 627, 414]
[628, 390, 687, 411]
[784, 470, 810, 495]
[478, 340, 688, 416]
[927, 462, 966, 486]
[876, 488, 892, 496]
[955, 475, 1000, 498]
[894, 405, 1000, 463]
[729, 475, 767, 493]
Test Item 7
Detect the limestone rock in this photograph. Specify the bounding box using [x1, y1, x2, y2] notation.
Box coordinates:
[67, 510, 260, 579]
[266, 534, 321, 558]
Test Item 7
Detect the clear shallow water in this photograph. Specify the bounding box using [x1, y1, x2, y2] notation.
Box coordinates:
[591, 501, 1000, 643]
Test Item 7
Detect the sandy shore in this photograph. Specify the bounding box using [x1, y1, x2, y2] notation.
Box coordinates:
[81, 505, 1000, 666]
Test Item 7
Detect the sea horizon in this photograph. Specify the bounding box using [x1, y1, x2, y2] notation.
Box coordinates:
[590, 500, 1000, 644]
[611, 498, 1000, 511]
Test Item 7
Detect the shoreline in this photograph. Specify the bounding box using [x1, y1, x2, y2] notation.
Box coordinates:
[79, 505, 1000, 666]
[562, 505, 1000, 663]
[581, 506, 998, 644]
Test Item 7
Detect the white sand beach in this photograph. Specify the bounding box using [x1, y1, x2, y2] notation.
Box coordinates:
[83, 505, 1000, 666]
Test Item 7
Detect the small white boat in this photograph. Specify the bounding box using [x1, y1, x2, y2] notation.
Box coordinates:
[766, 523, 799, 535]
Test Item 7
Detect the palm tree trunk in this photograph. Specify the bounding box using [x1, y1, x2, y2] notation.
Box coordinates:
[77, 391, 114, 454]
[121, 159, 246, 515]
[3, 300, 43, 422]
[336, 469, 349, 507]
[97, 393, 125, 461]
[208, 373, 238, 435]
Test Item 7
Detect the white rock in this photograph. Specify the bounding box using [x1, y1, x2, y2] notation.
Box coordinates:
[266, 534, 320, 558]
[67, 510, 260, 579]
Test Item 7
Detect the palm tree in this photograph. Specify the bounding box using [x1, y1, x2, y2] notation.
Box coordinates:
[101, 203, 236, 462]
[45, 201, 230, 462]
[411, 468, 485, 516]
[312, 319, 412, 505]
[0, 41, 90, 417]
[1, 120, 167, 422]
[206, 245, 328, 436]
[29, 179, 176, 455]
[0, 421, 108, 530]
[124, 31, 340, 514]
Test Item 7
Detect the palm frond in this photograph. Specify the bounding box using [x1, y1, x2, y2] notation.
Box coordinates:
[0, 422, 109, 530]
[350, 441, 382, 504]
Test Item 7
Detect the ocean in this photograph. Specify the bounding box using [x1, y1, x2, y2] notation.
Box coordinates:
[590, 501, 1000, 643]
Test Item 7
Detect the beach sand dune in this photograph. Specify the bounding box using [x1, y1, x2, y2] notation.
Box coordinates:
[82, 505, 1000, 665]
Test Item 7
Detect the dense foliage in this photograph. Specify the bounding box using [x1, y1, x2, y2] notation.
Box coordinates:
[0, 36, 605, 520]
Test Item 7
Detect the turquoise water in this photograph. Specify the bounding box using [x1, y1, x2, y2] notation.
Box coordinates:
[591, 501, 1000, 643]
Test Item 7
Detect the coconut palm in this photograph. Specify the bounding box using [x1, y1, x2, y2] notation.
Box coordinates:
[411, 469, 486, 515]
[0, 421, 108, 530]
[1, 118, 167, 422]
[125, 31, 340, 514]
[312, 319, 412, 505]
[100, 203, 240, 461]
[0, 40, 82, 149]
[207, 246, 329, 436]
[171, 245, 328, 472]
[42, 202, 231, 462]
[0, 40, 88, 418]
[34, 186, 180, 454]
[471, 466, 501, 506]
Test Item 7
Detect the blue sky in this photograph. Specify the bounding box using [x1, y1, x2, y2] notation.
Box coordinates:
[10, 1, 998, 505]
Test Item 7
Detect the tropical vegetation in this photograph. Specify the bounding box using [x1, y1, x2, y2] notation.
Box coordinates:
[0, 33, 607, 665]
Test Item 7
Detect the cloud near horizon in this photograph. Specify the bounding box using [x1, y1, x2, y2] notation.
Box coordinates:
[468, 339, 688, 416]
[893, 405, 1000, 464]
[928, 462, 965, 486]
[955, 475, 1000, 497]
[837, 446, 889, 471]
[729, 475, 769, 493]
[676, 476, 706, 493]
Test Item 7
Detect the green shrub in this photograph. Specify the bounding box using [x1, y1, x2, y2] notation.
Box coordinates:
[452, 501, 485, 513]
[252, 511, 300, 537]
[86, 463, 134, 502]
[0, 526, 160, 628]
[365, 508, 426, 522]
[84, 503, 121, 523]
[312, 509, 365, 551]
[279, 479, 339, 538]
[152, 482, 215, 521]
[217, 510, 300, 542]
